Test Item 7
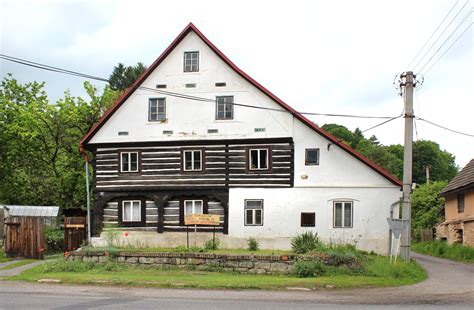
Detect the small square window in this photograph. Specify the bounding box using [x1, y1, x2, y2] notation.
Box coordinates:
[120, 152, 139, 172]
[216, 96, 234, 120]
[184, 51, 199, 72]
[183, 149, 203, 171]
[305, 148, 319, 165]
[301, 212, 315, 227]
[249, 149, 269, 170]
[244, 200, 263, 226]
[149, 98, 166, 121]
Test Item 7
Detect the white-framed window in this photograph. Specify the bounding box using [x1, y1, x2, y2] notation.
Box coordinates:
[184, 200, 204, 216]
[122, 200, 141, 222]
[216, 96, 233, 120]
[183, 150, 202, 171]
[120, 152, 139, 172]
[244, 199, 263, 226]
[149, 98, 166, 121]
[249, 149, 269, 170]
[184, 51, 199, 72]
[333, 201, 353, 228]
[305, 148, 320, 165]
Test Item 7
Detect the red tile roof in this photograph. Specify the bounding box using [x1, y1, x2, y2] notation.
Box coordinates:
[80, 23, 402, 187]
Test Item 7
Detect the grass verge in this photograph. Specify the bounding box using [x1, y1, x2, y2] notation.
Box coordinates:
[0, 249, 11, 263]
[3, 256, 426, 290]
[0, 259, 37, 271]
[412, 241, 474, 263]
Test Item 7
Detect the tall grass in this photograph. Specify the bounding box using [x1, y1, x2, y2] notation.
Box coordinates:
[412, 241, 474, 263]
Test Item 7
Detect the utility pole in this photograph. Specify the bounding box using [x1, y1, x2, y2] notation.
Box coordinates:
[400, 71, 414, 261]
[425, 165, 431, 184]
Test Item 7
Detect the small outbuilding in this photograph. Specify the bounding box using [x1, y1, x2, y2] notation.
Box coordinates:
[2, 205, 60, 227]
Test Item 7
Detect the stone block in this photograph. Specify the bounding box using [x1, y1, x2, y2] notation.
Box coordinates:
[253, 262, 271, 269]
[139, 257, 154, 264]
[98, 256, 109, 263]
[125, 257, 138, 264]
[117, 256, 126, 263]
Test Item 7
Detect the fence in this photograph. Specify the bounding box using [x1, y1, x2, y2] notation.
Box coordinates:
[4, 216, 45, 259]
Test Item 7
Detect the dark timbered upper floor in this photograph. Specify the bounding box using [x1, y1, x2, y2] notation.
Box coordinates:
[91, 138, 294, 191]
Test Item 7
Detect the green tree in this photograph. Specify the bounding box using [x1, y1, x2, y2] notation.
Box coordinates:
[321, 123, 354, 146]
[411, 181, 448, 233]
[108, 62, 147, 91]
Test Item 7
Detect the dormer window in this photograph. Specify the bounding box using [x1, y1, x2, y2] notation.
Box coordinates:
[184, 51, 199, 72]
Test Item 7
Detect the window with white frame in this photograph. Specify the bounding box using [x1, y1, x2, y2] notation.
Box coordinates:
[245, 200, 263, 226]
[333, 201, 353, 228]
[120, 152, 139, 172]
[249, 149, 269, 170]
[184, 51, 199, 72]
[122, 200, 141, 222]
[184, 200, 203, 216]
[183, 150, 202, 171]
[149, 98, 166, 121]
[216, 96, 233, 120]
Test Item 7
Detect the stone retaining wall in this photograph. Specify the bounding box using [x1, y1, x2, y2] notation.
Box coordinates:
[67, 252, 301, 274]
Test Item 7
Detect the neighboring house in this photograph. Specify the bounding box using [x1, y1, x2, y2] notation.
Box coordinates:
[80, 23, 402, 254]
[438, 159, 474, 247]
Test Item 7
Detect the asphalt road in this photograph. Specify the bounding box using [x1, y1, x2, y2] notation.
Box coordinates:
[0, 253, 472, 309]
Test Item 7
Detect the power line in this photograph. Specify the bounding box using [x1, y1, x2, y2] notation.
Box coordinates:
[412, 0, 470, 72]
[405, 0, 460, 71]
[417, 10, 473, 73]
[361, 113, 404, 133]
[0, 53, 398, 120]
[422, 22, 473, 76]
[416, 117, 474, 137]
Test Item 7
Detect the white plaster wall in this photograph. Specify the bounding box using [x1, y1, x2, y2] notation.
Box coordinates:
[228, 187, 401, 254]
[90, 31, 294, 144]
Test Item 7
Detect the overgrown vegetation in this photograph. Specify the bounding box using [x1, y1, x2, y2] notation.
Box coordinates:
[45, 228, 64, 252]
[204, 238, 220, 251]
[247, 238, 259, 251]
[412, 241, 474, 263]
[291, 232, 322, 254]
[0, 248, 10, 263]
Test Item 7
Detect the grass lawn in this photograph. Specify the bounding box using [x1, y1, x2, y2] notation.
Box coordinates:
[4, 256, 426, 290]
[0, 259, 37, 271]
[0, 249, 11, 263]
[412, 241, 474, 263]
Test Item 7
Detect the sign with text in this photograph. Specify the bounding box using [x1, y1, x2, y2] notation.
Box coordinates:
[185, 214, 220, 226]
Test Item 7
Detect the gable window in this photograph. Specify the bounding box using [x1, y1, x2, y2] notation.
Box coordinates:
[122, 200, 141, 222]
[305, 148, 320, 165]
[301, 212, 316, 227]
[245, 200, 263, 226]
[249, 149, 269, 170]
[334, 201, 353, 228]
[120, 152, 139, 172]
[458, 194, 465, 213]
[149, 98, 166, 121]
[184, 51, 199, 72]
[216, 96, 234, 120]
[183, 149, 203, 171]
[184, 200, 204, 216]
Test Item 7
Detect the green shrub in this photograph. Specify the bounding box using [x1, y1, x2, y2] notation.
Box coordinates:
[204, 238, 220, 251]
[326, 251, 357, 267]
[247, 238, 259, 251]
[291, 232, 322, 254]
[45, 228, 64, 252]
[412, 241, 474, 263]
[293, 259, 327, 277]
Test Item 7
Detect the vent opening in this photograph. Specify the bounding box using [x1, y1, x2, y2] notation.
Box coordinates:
[163, 130, 173, 135]
[215, 82, 226, 87]
[185, 83, 196, 88]
[254, 128, 266, 133]
[207, 129, 219, 134]
[156, 84, 167, 89]
[118, 131, 129, 136]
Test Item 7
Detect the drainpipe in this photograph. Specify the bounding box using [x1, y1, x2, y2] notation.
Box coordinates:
[388, 199, 402, 256]
[80, 146, 92, 245]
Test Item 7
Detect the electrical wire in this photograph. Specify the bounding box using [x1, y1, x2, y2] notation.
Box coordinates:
[417, 10, 473, 73]
[0, 53, 398, 120]
[416, 117, 474, 137]
[412, 0, 470, 72]
[361, 113, 404, 133]
[405, 0, 460, 71]
[421, 22, 473, 76]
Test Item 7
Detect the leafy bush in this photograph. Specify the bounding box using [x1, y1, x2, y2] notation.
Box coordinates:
[291, 232, 322, 254]
[45, 228, 64, 252]
[204, 238, 220, 251]
[247, 238, 259, 251]
[293, 259, 327, 277]
[326, 251, 357, 267]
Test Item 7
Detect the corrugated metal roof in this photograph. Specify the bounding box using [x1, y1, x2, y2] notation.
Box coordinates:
[1, 205, 59, 217]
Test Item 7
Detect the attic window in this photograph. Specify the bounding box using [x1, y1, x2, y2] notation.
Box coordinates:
[184, 51, 199, 72]
[185, 83, 196, 88]
[215, 82, 226, 87]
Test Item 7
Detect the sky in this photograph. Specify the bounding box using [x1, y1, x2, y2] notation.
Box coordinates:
[1, 0, 473, 168]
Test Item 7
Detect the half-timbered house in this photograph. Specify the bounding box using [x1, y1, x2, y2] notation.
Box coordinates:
[80, 23, 402, 254]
